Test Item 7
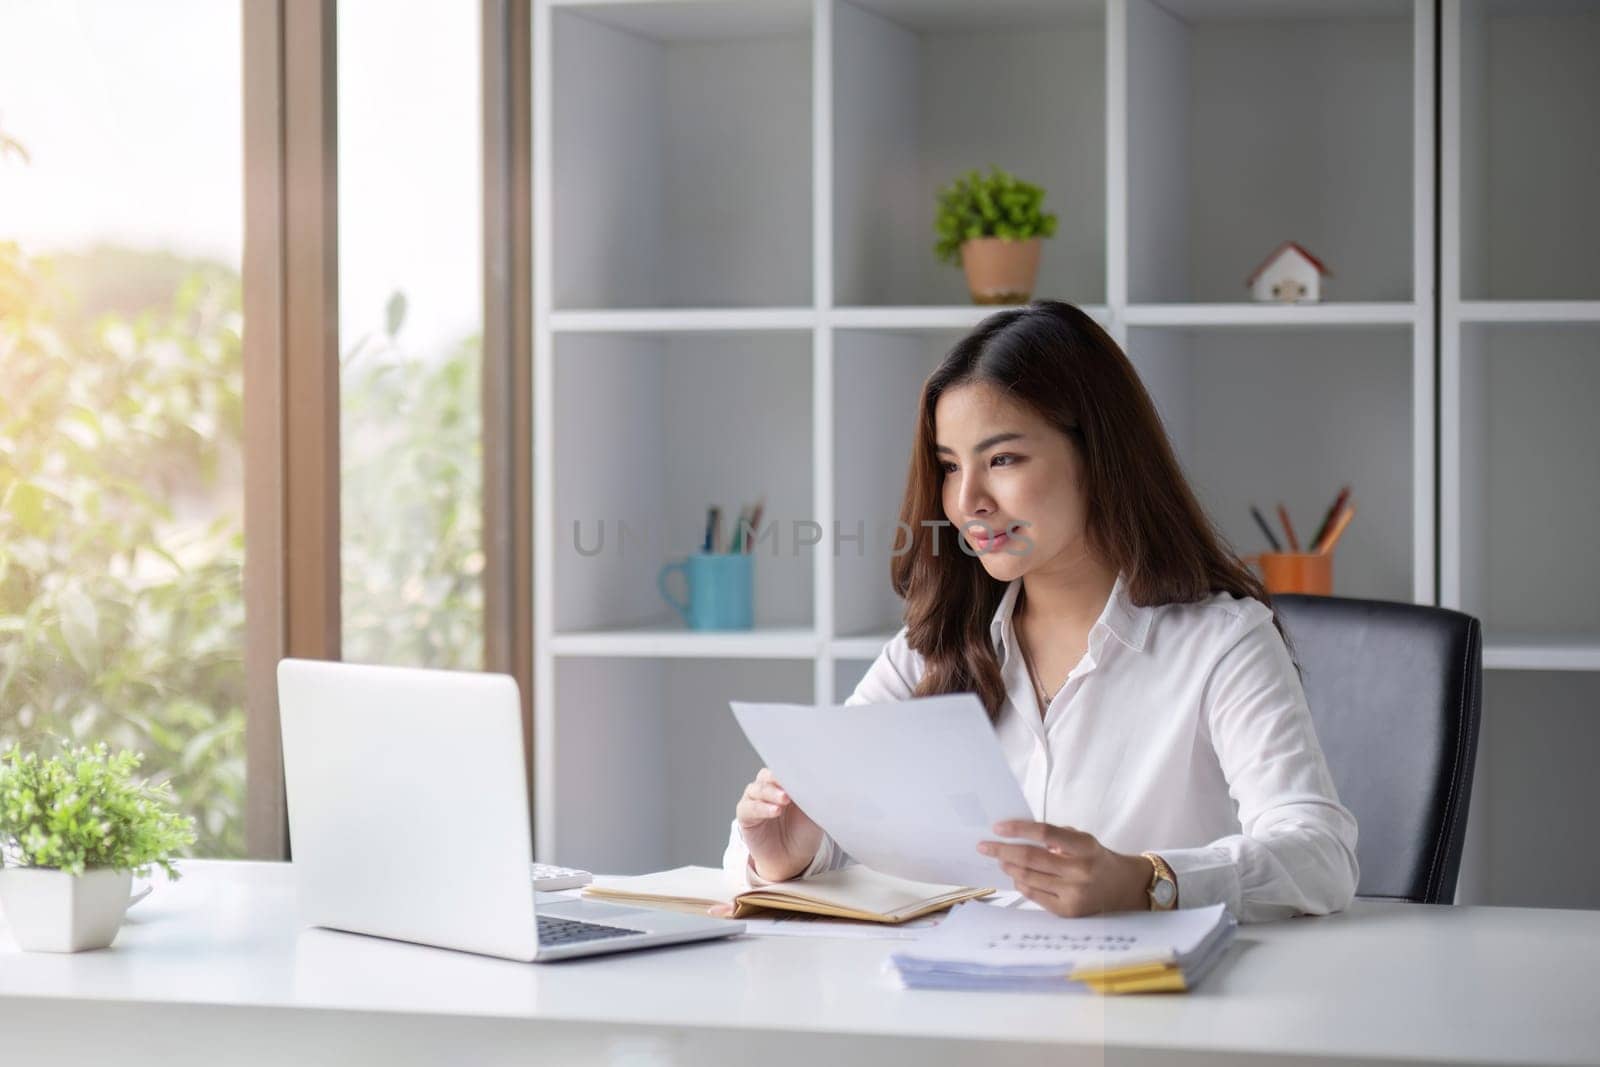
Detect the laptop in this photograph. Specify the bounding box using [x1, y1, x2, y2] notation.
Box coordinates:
[277, 658, 743, 961]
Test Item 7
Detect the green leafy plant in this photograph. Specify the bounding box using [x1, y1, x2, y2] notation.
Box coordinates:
[0, 740, 197, 877]
[934, 166, 1059, 265]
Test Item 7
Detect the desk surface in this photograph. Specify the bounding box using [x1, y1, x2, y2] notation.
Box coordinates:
[2, 860, 1597, 1067]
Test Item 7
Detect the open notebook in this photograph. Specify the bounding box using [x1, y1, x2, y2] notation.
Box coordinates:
[582, 864, 995, 924]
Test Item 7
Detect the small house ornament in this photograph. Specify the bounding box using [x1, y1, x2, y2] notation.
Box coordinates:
[1247, 241, 1331, 303]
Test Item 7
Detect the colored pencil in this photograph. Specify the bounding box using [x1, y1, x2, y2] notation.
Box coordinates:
[1250, 505, 1283, 552]
[1309, 485, 1351, 550]
[1276, 503, 1301, 552]
[1315, 502, 1356, 554]
[744, 497, 766, 553]
[703, 506, 719, 554]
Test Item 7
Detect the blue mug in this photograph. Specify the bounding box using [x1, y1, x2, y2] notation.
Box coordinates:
[657, 552, 753, 630]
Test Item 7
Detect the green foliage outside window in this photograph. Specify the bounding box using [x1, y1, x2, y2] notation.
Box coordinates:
[341, 292, 484, 671]
[1, 242, 247, 856]
[0, 240, 483, 858]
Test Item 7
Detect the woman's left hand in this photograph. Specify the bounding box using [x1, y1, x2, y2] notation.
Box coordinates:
[977, 821, 1152, 917]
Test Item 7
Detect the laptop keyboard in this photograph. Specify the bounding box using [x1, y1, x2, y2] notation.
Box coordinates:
[537, 914, 644, 946]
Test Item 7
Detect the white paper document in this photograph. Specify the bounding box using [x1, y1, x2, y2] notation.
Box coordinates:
[894, 901, 1233, 973]
[887, 901, 1238, 992]
[730, 693, 1035, 889]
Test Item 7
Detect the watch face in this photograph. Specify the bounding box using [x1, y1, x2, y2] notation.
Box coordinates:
[1153, 880, 1177, 907]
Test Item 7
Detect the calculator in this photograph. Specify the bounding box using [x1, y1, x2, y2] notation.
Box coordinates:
[529, 862, 594, 891]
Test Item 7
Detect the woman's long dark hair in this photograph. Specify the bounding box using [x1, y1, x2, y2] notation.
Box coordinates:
[891, 300, 1287, 722]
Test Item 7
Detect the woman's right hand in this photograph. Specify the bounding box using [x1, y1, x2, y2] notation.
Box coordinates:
[734, 767, 823, 884]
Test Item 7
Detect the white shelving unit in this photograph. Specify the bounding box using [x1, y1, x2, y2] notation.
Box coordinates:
[1117, 0, 1435, 610]
[1441, 0, 1600, 907]
[533, 0, 1437, 876]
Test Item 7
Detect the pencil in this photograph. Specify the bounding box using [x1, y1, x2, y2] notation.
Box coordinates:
[1276, 503, 1301, 552]
[704, 506, 719, 554]
[1315, 502, 1356, 554]
[1250, 505, 1283, 552]
[744, 497, 765, 553]
[1309, 485, 1351, 550]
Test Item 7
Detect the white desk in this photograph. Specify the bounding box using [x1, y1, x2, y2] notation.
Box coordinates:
[1, 861, 1596, 1067]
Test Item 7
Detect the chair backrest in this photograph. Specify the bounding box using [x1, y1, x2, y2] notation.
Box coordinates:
[1273, 595, 1482, 905]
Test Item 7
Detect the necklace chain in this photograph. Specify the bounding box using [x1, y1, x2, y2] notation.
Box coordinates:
[1014, 589, 1091, 712]
[1017, 629, 1084, 711]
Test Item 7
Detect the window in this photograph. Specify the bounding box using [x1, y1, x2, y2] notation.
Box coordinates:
[336, 0, 485, 670]
[0, 1, 247, 855]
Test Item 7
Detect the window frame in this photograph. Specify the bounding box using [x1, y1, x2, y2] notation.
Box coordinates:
[241, 0, 532, 859]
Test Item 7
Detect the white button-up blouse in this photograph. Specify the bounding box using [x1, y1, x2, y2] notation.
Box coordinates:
[722, 573, 1361, 923]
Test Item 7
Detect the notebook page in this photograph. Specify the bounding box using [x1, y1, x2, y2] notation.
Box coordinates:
[585, 865, 734, 907]
[752, 865, 986, 917]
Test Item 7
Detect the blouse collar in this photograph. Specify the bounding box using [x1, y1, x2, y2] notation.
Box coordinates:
[988, 571, 1153, 659]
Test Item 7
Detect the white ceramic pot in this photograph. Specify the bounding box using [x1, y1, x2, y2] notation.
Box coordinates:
[0, 866, 132, 952]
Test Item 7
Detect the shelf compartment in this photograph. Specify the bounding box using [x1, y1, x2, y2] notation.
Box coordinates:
[832, 328, 961, 639]
[547, 657, 813, 874]
[1448, 323, 1600, 638]
[1126, 324, 1418, 604]
[1453, 1, 1600, 301]
[551, 330, 815, 634]
[1126, 0, 1420, 304]
[832, 0, 1106, 307]
[549, 0, 813, 310]
[1475, 670, 1600, 907]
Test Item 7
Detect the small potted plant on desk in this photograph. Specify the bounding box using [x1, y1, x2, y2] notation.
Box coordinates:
[935, 166, 1058, 304]
[0, 741, 196, 952]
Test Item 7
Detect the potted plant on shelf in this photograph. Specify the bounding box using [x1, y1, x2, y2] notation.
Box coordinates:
[935, 166, 1058, 305]
[0, 741, 196, 952]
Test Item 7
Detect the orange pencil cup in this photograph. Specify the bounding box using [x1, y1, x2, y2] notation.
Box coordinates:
[1245, 551, 1333, 596]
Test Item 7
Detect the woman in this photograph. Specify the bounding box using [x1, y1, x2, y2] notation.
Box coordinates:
[722, 300, 1359, 923]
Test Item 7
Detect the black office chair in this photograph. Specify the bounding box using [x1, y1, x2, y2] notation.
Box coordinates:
[1272, 595, 1482, 905]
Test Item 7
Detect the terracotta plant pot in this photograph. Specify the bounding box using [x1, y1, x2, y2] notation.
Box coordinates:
[959, 236, 1042, 305]
[0, 866, 132, 952]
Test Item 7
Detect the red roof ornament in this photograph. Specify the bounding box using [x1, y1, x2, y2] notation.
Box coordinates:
[1246, 241, 1333, 286]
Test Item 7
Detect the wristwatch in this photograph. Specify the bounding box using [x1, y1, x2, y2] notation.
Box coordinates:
[1140, 851, 1179, 911]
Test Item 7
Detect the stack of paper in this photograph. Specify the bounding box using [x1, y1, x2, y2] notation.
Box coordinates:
[889, 901, 1237, 994]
